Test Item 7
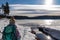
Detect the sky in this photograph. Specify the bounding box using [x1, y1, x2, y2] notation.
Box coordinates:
[54, 0, 60, 5]
[0, 0, 60, 10]
[0, 0, 60, 5]
[0, 0, 44, 5]
[0, 0, 60, 15]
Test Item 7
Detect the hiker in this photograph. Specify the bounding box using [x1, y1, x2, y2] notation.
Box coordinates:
[2, 17, 21, 40]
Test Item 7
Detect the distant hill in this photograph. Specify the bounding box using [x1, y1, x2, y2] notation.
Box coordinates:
[0, 15, 60, 19]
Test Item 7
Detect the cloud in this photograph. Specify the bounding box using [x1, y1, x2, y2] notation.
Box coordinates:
[9, 4, 45, 10]
[8, 4, 60, 17]
[9, 4, 60, 10]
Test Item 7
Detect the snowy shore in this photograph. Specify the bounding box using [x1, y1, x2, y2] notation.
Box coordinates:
[0, 18, 60, 40]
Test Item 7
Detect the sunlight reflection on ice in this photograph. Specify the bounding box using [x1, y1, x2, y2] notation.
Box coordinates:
[44, 20, 54, 25]
[47, 35, 52, 40]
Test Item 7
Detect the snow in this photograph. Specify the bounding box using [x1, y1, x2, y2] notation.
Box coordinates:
[0, 18, 60, 40]
[0, 18, 9, 39]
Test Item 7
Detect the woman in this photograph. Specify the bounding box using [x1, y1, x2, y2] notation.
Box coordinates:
[2, 17, 21, 40]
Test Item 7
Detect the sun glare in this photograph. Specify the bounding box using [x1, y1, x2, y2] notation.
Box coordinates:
[45, 0, 53, 5]
[44, 0, 53, 10]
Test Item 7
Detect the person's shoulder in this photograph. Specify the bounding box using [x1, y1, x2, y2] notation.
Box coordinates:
[6, 24, 11, 26]
[4, 24, 11, 28]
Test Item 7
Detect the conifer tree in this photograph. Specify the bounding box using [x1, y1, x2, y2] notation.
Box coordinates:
[5, 2, 10, 15]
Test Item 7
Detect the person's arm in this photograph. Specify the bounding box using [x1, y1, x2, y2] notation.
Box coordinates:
[15, 25, 21, 40]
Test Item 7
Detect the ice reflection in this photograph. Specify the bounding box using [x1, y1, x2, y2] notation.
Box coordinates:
[47, 35, 52, 40]
[44, 20, 54, 25]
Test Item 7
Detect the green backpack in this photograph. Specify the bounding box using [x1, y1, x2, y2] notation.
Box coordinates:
[5, 26, 13, 33]
[2, 24, 20, 40]
[2, 25, 17, 40]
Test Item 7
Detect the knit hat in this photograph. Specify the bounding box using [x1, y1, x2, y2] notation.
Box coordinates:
[10, 17, 15, 24]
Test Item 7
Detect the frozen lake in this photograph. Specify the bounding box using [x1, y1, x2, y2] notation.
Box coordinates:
[16, 19, 60, 30]
[0, 18, 60, 31]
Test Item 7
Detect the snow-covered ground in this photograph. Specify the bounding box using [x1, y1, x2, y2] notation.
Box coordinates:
[0, 18, 60, 40]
